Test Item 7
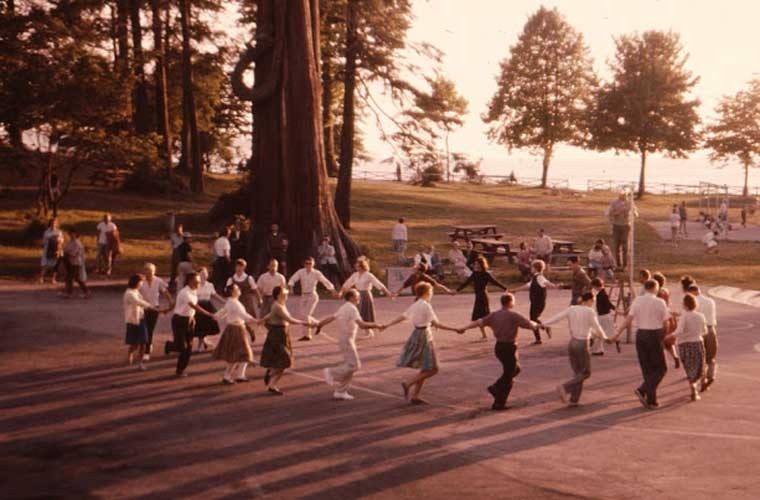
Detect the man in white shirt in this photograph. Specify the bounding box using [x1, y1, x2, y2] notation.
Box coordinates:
[317, 236, 340, 287]
[613, 279, 670, 408]
[167, 273, 213, 377]
[532, 228, 553, 263]
[392, 217, 408, 262]
[139, 263, 172, 361]
[543, 292, 610, 406]
[96, 213, 117, 274]
[316, 290, 383, 400]
[289, 257, 338, 341]
[212, 226, 232, 292]
[688, 284, 718, 391]
[257, 259, 287, 316]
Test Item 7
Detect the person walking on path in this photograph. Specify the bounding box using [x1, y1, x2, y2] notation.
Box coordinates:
[664, 293, 707, 401]
[61, 228, 89, 299]
[612, 279, 670, 409]
[606, 191, 634, 269]
[225, 259, 262, 318]
[569, 256, 591, 305]
[39, 218, 63, 284]
[590, 278, 615, 356]
[212, 226, 232, 293]
[213, 284, 257, 385]
[669, 206, 680, 247]
[339, 256, 395, 338]
[167, 273, 214, 377]
[652, 272, 681, 369]
[139, 263, 172, 361]
[679, 201, 688, 236]
[257, 286, 313, 395]
[688, 284, 718, 392]
[543, 292, 611, 406]
[383, 282, 462, 405]
[513, 259, 558, 345]
[96, 213, 117, 275]
[257, 259, 287, 317]
[456, 256, 508, 341]
[316, 290, 384, 400]
[194, 267, 224, 352]
[458, 293, 538, 410]
[289, 257, 337, 342]
[394, 263, 454, 296]
[392, 217, 408, 263]
[124, 274, 160, 371]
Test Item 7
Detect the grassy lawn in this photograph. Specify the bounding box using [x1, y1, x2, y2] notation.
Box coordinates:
[1, 176, 757, 288]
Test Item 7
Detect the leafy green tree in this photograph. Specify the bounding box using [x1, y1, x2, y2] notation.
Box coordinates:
[484, 6, 596, 188]
[589, 30, 701, 197]
[704, 79, 760, 197]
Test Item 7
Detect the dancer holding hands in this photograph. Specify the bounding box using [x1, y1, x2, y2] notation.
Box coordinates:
[664, 293, 707, 401]
[339, 256, 395, 338]
[457, 256, 508, 341]
[213, 284, 257, 385]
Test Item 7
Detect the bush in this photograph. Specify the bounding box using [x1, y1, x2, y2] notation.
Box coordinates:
[209, 187, 250, 222]
[418, 165, 443, 187]
[121, 168, 188, 196]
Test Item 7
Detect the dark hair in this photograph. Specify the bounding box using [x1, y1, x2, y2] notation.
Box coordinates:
[398, 217, 405, 223]
[581, 291, 595, 302]
[500, 293, 515, 307]
[644, 279, 658, 291]
[127, 274, 144, 289]
[680, 275, 695, 292]
[272, 286, 284, 299]
[185, 272, 198, 284]
[652, 272, 666, 288]
[219, 226, 230, 237]
[683, 293, 697, 311]
[48, 218, 57, 228]
[687, 284, 700, 294]
[591, 277, 604, 288]
[343, 289, 359, 301]
[304, 256, 315, 263]
[639, 269, 651, 280]
[414, 282, 432, 298]
[567, 256, 579, 264]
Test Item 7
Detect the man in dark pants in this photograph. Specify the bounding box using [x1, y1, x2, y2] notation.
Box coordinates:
[613, 279, 670, 408]
[460, 293, 538, 410]
[514, 259, 558, 345]
[166, 273, 213, 377]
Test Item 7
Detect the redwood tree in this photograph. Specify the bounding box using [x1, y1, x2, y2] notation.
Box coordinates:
[179, 0, 203, 193]
[232, 0, 359, 275]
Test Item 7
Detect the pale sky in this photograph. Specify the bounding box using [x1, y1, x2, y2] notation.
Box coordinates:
[361, 0, 760, 185]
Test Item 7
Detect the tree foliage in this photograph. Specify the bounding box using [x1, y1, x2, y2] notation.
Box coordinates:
[704, 79, 760, 197]
[483, 6, 596, 188]
[589, 30, 701, 197]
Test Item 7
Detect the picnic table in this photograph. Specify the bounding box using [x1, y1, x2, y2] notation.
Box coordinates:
[470, 237, 514, 264]
[448, 224, 504, 242]
[552, 239, 578, 254]
[89, 168, 130, 187]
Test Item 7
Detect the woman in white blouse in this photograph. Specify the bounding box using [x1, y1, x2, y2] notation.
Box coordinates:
[213, 284, 257, 384]
[383, 282, 461, 405]
[339, 256, 395, 338]
[664, 293, 708, 401]
[194, 267, 225, 352]
[123, 274, 160, 370]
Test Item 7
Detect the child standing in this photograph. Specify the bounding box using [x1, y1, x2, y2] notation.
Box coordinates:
[590, 278, 615, 356]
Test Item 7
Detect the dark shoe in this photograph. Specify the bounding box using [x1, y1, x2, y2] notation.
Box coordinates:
[487, 385, 497, 397]
[264, 370, 271, 386]
[491, 403, 509, 411]
[700, 378, 714, 392]
[634, 388, 648, 408]
[222, 378, 235, 385]
[175, 372, 188, 378]
[647, 401, 660, 409]
[410, 398, 428, 405]
[235, 378, 250, 383]
[268, 387, 284, 396]
[592, 352, 604, 356]
[531, 340, 543, 346]
[164, 342, 171, 356]
[298, 336, 312, 342]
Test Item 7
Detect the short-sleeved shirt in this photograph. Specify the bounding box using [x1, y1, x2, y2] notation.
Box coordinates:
[173, 287, 198, 318]
[403, 299, 438, 328]
[481, 309, 533, 343]
[257, 272, 287, 296]
[629, 293, 669, 330]
[213, 236, 231, 258]
[335, 302, 362, 340]
[139, 276, 168, 308]
[97, 221, 116, 245]
[197, 281, 216, 302]
[392, 223, 408, 241]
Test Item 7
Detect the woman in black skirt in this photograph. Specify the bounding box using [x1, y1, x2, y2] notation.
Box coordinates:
[257, 286, 313, 395]
[194, 267, 225, 351]
[456, 256, 507, 340]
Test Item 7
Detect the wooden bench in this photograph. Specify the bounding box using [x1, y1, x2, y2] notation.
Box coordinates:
[548, 253, 589, 272]
[448, 231, 505, 242]
[471, 238, 515, 264]
[448, 224, 502, 242]
[89, 169, 130, 187]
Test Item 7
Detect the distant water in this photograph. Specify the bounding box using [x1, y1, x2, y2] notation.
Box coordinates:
[359, 153, 758, 192]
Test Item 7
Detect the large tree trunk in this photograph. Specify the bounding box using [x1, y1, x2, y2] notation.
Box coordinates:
[334, 0, 358, 228]
[637, 147, 647, 198]
[321, 53, 339, 178]
[179, 0, 203, 193]
[743, 163, 750, 197]
[115, 0, 132, 127]
[150, 0, 172, 180]
[129, 0, 151, 134]
[231, 0, 359, 276]
[540, 144, 552, 188]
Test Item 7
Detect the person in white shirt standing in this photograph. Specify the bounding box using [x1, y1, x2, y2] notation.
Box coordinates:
[543, 292, 610, 406]
[167, 273, 214, 377]
[532, 228, 553, 264]
[315, 290, 383, 400]
[687, 284, 718, 392]
[212, 226, 232, 293]
[213, 284, 257, 385]
[391, 217, 408, 263]
[139, 263, 172, 361]
[383, 282, 461, 405]
[339, 256, 395, 338]
[612, 279, 671, 408]
[257, 259, 287, 317]
[96, 213, 117, 275]
[124, 274, 159, 371]
[669, 205, 680, 247]
[289, 256, 338, 341]
[664, 293, 707, 401]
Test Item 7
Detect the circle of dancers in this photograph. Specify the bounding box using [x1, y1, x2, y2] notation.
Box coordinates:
[122, 249, 720, 410]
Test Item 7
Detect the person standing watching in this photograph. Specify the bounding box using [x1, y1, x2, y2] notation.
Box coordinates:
[139, 263, 172, 361]
[392, 217, 408, 263]
[607, 191, 633, 270]
[265, 223, 289, 277]
[532, 228, 553, 264]
[169, 223, 185, 292]
[212, 226, 232, 292]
